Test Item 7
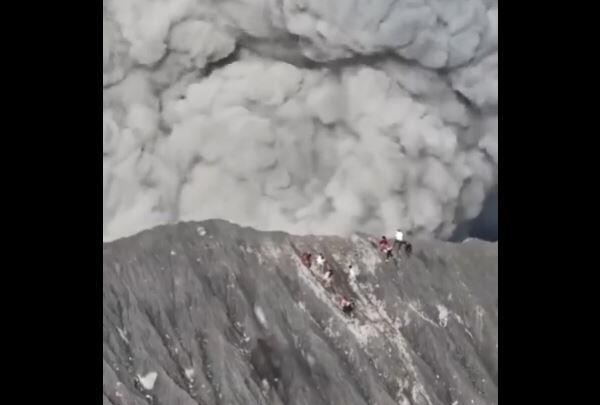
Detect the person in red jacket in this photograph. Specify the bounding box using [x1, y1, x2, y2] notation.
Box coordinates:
[301, 252, 312, 268]
[378, 236, 393, 260]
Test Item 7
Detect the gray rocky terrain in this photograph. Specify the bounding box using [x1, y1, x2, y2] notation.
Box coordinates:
[103, 219, 497, 405]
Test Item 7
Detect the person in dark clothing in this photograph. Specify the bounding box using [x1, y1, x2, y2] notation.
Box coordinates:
[340, 296, 354, 314]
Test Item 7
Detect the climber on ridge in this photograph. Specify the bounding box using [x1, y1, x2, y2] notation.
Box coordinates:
[394, 229, 412, 256]
[301, 252, 312, 268]
[340, 296, 354, 315]
[322, 268, 333, 288]
[378, 236, 393, 260]
[316, 253, 326, 268]
[348, 264, 356, 279]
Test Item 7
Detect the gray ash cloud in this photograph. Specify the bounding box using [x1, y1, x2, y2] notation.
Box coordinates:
[103, 0, 498, 241]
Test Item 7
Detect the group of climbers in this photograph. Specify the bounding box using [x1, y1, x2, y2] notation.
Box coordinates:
[378, 229, 412, 261]
[298, 228, 412, 315]
[301, 252, 334, 286]
[301, 252, 325, 270]
[300, 250, 351, 313]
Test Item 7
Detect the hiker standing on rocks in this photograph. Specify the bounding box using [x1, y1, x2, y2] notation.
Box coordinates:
[378, 236, 393, 261]
[394, 229, 412, 256]
[340, 296, 354, 315]
[315, 253, 333, 286]
[316, 253, 325, 267]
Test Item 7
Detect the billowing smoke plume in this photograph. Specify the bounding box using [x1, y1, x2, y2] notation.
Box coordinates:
[103, 0, 498, 242]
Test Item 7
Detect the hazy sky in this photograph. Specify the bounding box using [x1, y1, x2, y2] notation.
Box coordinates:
[103, 0, 498, 241]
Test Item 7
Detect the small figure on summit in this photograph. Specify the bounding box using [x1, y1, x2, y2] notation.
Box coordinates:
[394, 229, 412, 256]
[378, 236, 393, 260]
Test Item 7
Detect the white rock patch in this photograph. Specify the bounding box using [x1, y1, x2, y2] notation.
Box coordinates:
[138, 371, 158, 390]
[254, 305, 267, 328]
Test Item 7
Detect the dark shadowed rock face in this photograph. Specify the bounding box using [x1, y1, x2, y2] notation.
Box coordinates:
[103, 220, 497, 405]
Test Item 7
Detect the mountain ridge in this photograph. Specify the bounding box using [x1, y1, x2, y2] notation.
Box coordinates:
[103, 219, 497, 405]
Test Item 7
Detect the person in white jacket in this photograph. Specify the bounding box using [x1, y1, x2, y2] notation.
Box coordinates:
[394, 229, 412, 256]
[322, 269, 333, 288]
[316, 254, 326, 268]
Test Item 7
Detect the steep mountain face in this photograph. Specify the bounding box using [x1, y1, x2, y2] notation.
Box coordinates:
[103, 220, 497, 405]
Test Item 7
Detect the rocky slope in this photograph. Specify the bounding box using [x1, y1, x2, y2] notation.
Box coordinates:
[103, 220, 497, 405]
